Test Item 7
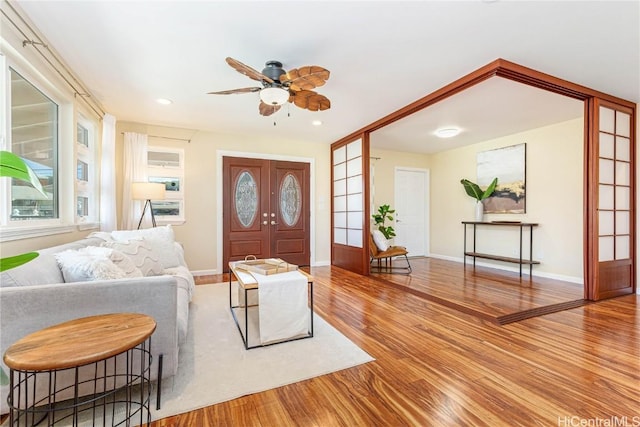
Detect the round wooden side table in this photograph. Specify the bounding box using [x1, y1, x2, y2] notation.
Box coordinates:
[3, 313, 156, 426]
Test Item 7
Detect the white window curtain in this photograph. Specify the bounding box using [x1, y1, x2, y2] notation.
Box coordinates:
[121, 132, 148, 230]
[100, 114, 117, 231]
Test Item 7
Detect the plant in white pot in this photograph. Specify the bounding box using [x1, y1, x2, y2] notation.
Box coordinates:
[460, 177, 498, 222]
[372, 204, 396, 240]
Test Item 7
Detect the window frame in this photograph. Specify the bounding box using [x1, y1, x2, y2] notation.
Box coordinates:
[0, 50, 84, 241]
[75, 114, 99, 227]
[146, 146, 185, 225]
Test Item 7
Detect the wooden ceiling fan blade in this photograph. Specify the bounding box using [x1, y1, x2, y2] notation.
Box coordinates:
[259, 101, 281, 116]
[281, 66, 330, 91]
[292, 90, 331, 111]
[226, 57, 274, 83]
[207, 87, 261, 95]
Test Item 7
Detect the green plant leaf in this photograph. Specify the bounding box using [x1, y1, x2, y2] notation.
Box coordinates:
[460, 179, 483, 200]
[461, 178, 498, 201]
[0, 252, 39, 272]
[482, 177, 499, 200]
[0, 150, 46, 196]
[373, 204, 397, 239]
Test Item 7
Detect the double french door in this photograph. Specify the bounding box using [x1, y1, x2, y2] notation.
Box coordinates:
[223, 157, 310, 270]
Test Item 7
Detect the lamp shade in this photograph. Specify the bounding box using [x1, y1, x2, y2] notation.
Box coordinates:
[131, 182, 166, 200]
[259, 87, 289, 106]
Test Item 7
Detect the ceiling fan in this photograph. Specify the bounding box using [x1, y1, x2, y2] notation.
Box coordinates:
[208, 57, 331, 117]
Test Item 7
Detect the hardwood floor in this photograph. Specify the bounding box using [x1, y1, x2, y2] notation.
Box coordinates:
[371, 257, 587, 324]
[155, 261, 639, 426]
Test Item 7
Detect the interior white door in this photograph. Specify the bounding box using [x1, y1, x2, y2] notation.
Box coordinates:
[394, 168, 429, 257]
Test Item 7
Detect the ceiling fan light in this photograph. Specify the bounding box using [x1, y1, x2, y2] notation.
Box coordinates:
[260, 87, 289, 106]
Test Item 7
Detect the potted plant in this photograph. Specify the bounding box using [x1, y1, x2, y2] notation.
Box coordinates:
[372, 204, 396, 239]
[0, 150, 46, 271]
[460, 177, 498, 221]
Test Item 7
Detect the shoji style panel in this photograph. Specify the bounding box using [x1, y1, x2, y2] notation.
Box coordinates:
[331, 137, 369, 274]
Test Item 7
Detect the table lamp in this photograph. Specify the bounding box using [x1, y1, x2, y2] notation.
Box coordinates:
[131, 182, 166, 229]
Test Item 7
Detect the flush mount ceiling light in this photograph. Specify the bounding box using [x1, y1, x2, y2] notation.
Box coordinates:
[435, 127, 461, 138]
[312, 120, 323, 126]
[156, 98, 173, 105]
[259, 87, 290, 106]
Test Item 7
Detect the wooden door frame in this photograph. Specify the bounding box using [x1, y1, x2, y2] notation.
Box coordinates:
[216, 150, 316, 273]
[330, 58, 637, 299]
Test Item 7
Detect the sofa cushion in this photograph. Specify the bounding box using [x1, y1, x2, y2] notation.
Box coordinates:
[55, 247, 127, 282]
[164, 265, 195, 302]
[111, 225, 180, 269]
[101, 239, 163, 277]
[176, 286, 190, 345]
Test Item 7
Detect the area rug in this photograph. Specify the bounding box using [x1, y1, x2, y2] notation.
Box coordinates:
[151, 282, 374, 421]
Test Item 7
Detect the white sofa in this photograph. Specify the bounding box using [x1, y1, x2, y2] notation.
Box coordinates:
[0, 226, 194, 414]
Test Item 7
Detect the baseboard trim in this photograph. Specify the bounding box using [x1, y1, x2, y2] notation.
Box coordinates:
[428, 253, 584, 285]
[191, 269, 218, 276]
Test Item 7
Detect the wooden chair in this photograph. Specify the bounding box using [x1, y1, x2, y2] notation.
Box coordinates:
[369, 233, 412, 274]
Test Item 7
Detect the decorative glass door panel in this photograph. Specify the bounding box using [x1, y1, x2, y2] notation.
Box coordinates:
[235, 171, 258, 228]
[280, 173, 302, 227]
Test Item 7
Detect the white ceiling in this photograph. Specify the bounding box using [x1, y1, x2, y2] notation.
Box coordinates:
[370, 76, 584, 153]
[11, 1, 640, 151]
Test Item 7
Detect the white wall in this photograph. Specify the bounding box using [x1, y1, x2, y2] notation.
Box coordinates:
[430, 118, 584, 281]
[116, 122, 331, 273]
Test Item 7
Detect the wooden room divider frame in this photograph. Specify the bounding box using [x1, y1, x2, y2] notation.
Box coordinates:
[330, 58, 637, 301]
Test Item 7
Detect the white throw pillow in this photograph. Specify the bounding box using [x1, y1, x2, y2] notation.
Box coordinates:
[101, 238, 164, 277]
[55, 246, 127, 282]
[111, 225, 179, 268]
[110, 249, 144, 278]
[372, 230, 390, 252]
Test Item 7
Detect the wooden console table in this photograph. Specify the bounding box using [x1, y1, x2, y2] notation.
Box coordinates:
[462, 221, 540, 277]
[3, 313, 155, 426]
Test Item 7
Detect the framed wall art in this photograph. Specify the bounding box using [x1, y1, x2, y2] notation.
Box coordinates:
[477, 143, 526, 214]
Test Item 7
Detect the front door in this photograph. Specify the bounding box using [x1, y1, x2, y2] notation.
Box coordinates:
[223, 156, 310, 271]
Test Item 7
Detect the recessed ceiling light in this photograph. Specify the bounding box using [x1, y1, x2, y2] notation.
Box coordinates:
[435, 127, 461, 138]
[156, 98, 173, 105]
[312, 120, 323, 126]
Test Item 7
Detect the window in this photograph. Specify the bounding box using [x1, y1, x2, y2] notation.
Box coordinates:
[77, 159, 88, 181]
[75, 117, 97, 224]
[147, 147, 185, 224]
[1, 32, 101, 241]
[8, 68, 58, 220]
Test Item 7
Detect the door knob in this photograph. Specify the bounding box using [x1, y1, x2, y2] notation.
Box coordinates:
[271, 221, 278, 225]
[263, 221, 268, 225]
